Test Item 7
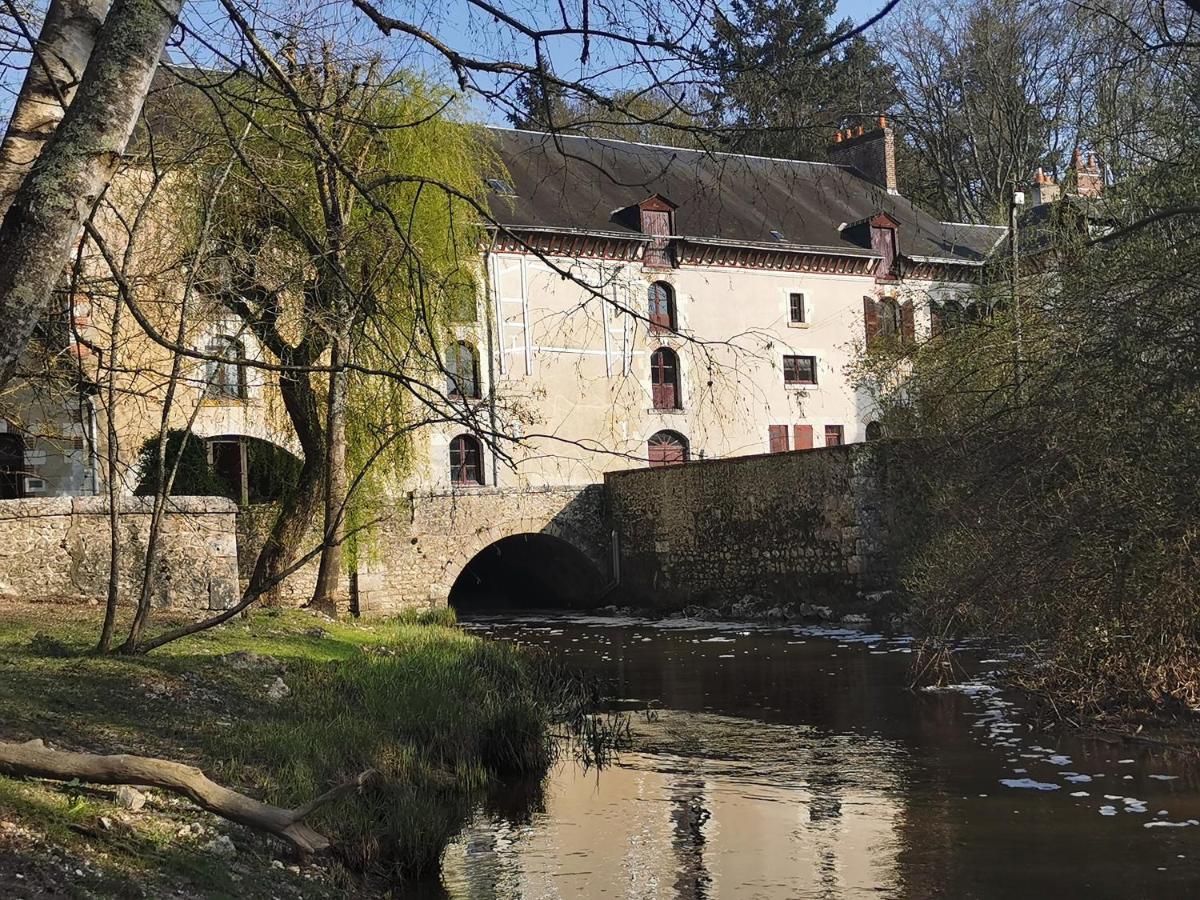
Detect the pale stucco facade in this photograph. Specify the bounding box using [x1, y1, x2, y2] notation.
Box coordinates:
[416, 251, 966, 490]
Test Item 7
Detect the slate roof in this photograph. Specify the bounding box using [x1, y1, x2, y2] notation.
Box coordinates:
[486, 128, 1005, 265]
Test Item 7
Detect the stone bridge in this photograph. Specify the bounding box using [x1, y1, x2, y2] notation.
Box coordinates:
[349, 484, 613, 615]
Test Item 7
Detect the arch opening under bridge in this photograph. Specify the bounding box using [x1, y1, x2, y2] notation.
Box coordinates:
[448, 532, 607, 611]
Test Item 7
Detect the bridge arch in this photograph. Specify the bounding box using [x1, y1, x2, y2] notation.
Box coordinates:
[449, 531, 606, 610]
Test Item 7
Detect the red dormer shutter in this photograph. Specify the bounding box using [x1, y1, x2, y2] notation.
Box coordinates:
[868, 212, 900, 282]
[639, 195, 676, 269]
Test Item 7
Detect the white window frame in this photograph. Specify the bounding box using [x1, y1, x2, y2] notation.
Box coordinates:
[782, 287, 812, 328]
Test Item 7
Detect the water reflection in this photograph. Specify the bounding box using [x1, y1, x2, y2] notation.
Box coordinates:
[440, 615, 1200, 899]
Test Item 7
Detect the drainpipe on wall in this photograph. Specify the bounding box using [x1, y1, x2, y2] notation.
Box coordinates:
[482, 244, 501, 488]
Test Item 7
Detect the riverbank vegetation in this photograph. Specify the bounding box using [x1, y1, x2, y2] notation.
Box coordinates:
[855, 149, 1200, 724]
[0, 604, 571, 895]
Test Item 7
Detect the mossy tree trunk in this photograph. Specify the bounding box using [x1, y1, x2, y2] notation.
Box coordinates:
[0, 0, 110, 217]
[0, 0, 180, 389]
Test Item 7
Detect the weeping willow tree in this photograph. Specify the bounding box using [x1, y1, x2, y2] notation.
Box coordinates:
[123, 59, 491, 650]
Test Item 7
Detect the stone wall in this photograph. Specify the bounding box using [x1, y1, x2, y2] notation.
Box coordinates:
[605, 443, 896, 611]
[0, 496, 239, 610]
[237, 484, 610, 616]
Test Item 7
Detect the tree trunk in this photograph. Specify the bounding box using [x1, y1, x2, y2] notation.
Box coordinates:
[0, 0, 181, 390]
[0, 738, 373, 855]
[310, 332, 349, 613]
[250, 353, 326, 607]
[96, 294, 122, 653]
[0, 0, 110, 218]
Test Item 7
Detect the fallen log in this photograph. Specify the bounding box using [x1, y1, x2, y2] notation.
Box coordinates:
[0, 738, 373, 854]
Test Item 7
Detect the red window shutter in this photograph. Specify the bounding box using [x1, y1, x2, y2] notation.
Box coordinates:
[793, 425, 813, 450]
[651, 348, 679, 409]
[824, 424, 844, 446]
[768, 425, 789, 453]
[900, 299, 916, 343]
[863, 296, 881, 344]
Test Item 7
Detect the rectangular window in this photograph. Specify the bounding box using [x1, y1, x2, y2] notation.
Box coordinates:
[825, 425, 845, 447]
[206, 336, 247, 400]
[783, 355, 817, 386]
[788, 292, 806, 324]
[768, 425, 789, 453]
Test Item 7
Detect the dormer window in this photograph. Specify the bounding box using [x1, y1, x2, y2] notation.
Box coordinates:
[637, 194, 677, 269]
[868, 212, 900, 281]
[486, 177, 516, 195]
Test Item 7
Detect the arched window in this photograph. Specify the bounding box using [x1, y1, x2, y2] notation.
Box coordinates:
[648, 281, 676, 332]
[447, 341, 480, 399]
[865, 421, 883, 441]
[647, 430, 688, 467]
[206, 335, 247, 400]
[650, 347, 681, 409]
[449, 434, 484, 485]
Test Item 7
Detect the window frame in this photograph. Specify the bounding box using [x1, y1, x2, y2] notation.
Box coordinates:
[650, 346, 682, 410]
[647, 430, 689, 467]
[448, 434, 484, 485]
[788, 291, 807, 325]
[447, 341, 481, 400]
[648, 281, 677, 333]
[206, 334, 248, 401]
[824, 424, 845, 447]
[782, 354, 818, 387]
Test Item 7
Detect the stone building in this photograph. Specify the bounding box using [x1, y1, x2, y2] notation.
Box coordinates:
[419, 121, 1003, 489]
[0, 118, 1006, 501]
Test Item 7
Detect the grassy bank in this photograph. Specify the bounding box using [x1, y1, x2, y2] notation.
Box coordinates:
[0, 603, 559, 897]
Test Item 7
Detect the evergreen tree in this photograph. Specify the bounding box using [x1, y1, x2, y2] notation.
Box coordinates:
[704, 0, 897, 160]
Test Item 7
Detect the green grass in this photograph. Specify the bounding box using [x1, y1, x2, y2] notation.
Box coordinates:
[0, 602, 559, 894]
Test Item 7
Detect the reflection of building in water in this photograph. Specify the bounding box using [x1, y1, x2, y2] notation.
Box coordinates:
[441, 718, 909, 899]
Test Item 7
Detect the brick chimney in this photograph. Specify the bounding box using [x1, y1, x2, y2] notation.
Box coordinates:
[1029, 167, 1060, 206]
[829, 116, 897, 194]
[1069, 148, 1103, 198]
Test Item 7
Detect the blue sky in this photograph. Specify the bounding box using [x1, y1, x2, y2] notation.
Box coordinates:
[1, 0, 905, 125]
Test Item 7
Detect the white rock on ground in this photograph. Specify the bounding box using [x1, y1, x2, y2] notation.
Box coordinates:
[266, 677, 290, 701]
[114, 785, 145, 812]
[204, 835, 236, 856]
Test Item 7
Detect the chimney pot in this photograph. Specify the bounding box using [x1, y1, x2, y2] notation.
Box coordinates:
[828, 117, 898, 193]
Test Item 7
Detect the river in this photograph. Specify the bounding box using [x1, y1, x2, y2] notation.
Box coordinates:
[438, 612, 1200, 898]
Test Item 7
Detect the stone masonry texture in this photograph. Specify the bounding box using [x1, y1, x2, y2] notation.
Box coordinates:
[238, 484, 610, 616]
[604, 443, 896, 610]
[0, 496, 240, 610]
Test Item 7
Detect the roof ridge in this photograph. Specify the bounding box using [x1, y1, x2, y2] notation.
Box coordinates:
[485, 125, 856, 171]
